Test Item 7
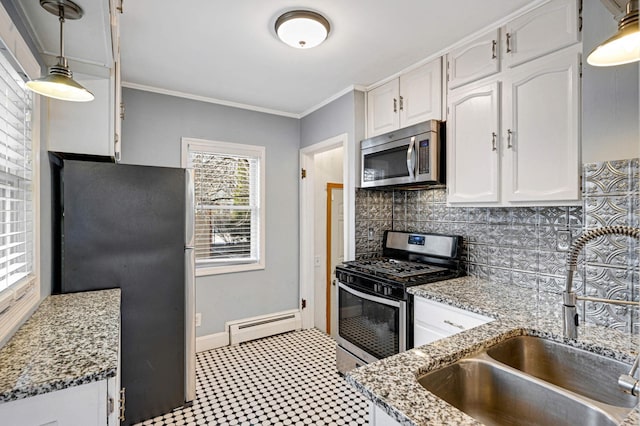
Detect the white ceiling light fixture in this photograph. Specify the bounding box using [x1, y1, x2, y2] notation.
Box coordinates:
[587, 0, 640, 66]
[275, 10, 330, 49]
[26, 0, 94, 102]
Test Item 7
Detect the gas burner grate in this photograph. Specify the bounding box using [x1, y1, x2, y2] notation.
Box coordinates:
[343, 257, 447, 279]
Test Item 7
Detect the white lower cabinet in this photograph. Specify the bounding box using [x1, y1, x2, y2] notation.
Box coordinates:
[369, 403, 401, 426]
[413, 297, 493, 347]
[0, 377, 119, 426]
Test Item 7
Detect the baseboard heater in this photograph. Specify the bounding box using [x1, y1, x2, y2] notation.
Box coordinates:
[227, 309, 302, 345]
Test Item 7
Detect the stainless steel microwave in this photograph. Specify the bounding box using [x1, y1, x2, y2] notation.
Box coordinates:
[360, 120, 444, 188]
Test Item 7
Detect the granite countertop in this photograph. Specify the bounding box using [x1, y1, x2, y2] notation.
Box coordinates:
[0, 289, 121, 403]
[346, 276, 640, 425]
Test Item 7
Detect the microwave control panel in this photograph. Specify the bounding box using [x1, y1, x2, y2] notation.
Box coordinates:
[418, 138, 430, 175]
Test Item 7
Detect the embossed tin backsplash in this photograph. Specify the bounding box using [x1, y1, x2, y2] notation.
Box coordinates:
[355, 158, 639, 333]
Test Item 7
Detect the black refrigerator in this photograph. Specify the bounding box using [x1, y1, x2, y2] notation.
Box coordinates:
[51, 155, 196, 425]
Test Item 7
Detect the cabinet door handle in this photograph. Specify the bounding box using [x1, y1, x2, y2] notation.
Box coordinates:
[491, 132, 497, 151]
[393, 98, 397, 113]
[491, 40, 497, 59]
[507, 129, 513, 148]
[506, 33, 512, 53]
[444, 320, 465, 330]
[399, 95, 404, 111]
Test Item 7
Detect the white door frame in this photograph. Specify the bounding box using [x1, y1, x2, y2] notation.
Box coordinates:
[299, 133, 355, 330]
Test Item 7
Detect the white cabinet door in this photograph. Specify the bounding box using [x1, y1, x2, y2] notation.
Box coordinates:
[110, 0, 122, 162]
[399, 58, 442, 126]
[0, 380, 111, 426]
[504, 0, 580, 68]
[369, 403, 401, 426]
[367, 79, 399, 137]
[447, 81, 501, 204]
[448, 29, 501, 89]
[47, 74, 116, 157]
[503, 47, 580, 203]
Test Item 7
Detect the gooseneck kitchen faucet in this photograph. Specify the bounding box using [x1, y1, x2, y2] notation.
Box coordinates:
[562, 226, 640, 395]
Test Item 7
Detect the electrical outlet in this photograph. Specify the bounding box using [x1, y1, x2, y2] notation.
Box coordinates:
[195, 313, 202, 327]
[556, 230, 571, 252]
[368, 227, 374, 240]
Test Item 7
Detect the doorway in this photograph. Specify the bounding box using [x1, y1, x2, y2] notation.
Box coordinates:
[299, 133, 354, 331]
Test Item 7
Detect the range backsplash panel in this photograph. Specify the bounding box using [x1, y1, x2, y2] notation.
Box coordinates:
[355, 158, 639, 333]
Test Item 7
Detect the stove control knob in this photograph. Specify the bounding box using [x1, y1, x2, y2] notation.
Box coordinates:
[383, 286, 392, 296]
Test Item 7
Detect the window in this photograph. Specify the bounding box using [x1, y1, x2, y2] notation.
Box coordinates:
[0, 17, 40, 345]
[182, 138, 265, 276]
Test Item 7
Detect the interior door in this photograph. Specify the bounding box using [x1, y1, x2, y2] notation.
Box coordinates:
[328, 185, 344, 338]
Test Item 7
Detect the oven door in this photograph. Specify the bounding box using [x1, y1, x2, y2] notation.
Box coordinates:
[336, 281, 406, 365]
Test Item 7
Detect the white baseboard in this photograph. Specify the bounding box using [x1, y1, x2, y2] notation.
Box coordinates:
[196, 331, 229, 353]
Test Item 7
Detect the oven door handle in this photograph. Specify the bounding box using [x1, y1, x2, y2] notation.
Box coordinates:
[338, 281, 403, 308]
[406, 136, 416, 180]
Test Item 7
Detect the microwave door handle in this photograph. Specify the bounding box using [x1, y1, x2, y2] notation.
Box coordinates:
[406, 136, 416, 180]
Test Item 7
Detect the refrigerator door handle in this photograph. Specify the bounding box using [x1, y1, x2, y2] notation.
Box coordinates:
[185, 168, 195, 249]
[184, 247, 196, 403]
[185, 167, 196, 403]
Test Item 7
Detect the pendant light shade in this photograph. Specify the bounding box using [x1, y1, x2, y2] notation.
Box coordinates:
[587, 0, 640, 67]
[26, 0, 94, 102]
[275, 10, 330, 49]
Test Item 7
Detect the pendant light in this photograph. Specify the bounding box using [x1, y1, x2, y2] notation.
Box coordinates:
[26, 0, 94, 102]
[275, 10, 330, 49]
[587, 0, 640, 67]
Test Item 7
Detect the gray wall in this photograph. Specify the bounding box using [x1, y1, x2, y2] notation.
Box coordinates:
[582, 0, 639, 162]
[300, 90, 366, 149]
[122, 88, 301, 336]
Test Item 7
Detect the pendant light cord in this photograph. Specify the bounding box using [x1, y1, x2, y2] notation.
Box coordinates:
[58, 5, 65, 63]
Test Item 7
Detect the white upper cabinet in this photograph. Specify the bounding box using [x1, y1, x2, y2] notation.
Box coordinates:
[447, 45, 581, 206]
[447, 29, 501, 89]
[447, 81, 501, 203]
[502, 47, 581, 202]
[367, 57, 442, 137]
[446, 0, 581, 206]
[504, 0, 580, 68]
[46, 0, 122, 160]
[47, 74, 115, 157]
[366, 79, 400, 137]
[399, 58, 442, 127]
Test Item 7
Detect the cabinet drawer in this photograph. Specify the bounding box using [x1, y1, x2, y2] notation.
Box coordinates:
[414, 297, 493, 334]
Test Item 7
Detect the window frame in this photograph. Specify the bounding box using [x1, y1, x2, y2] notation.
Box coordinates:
[0, 2, 41, 346]
[181, 137, 266, 276]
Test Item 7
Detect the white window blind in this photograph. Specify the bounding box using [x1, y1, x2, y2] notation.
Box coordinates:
[187, 141, 264, 273]
[0, 52, 32, 293]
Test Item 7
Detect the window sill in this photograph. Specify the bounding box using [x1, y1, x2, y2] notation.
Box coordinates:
[196, 262, 265, 277]
[0, 277, 40, 347]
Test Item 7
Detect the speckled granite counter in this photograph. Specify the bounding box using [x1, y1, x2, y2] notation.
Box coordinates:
[346, 276, 640, 425]
[0, 289, 120, 403]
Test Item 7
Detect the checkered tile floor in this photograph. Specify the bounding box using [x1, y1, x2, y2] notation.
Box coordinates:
[135, 328, 369, 425]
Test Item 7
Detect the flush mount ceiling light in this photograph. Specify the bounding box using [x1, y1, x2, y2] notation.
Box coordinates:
[26, 0, 94, 102]
[587, 0, 640, 66]
[275, 10, 330, 49]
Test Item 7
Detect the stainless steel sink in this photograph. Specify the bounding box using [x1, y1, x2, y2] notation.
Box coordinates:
[418, 336, 638, 425]
[486, 335, 639, 408]
[419, 358, 625, 426]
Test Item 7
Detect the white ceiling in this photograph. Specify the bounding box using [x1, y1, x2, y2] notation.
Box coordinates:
[16, 0, 540, 117]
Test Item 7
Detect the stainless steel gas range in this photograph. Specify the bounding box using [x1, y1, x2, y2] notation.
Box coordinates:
[335, 231, 463, 374]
